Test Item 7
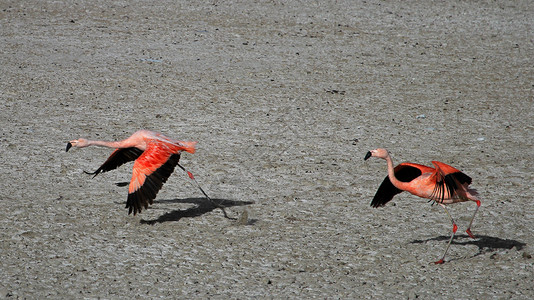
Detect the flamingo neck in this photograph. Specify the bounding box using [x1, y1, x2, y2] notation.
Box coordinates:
[385, 154, 409, 190]
[88, 140, 122, 148]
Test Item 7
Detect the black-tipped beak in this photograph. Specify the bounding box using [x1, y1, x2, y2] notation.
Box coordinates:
[364, 151, 372, 160]
[66, 142, 73, 152]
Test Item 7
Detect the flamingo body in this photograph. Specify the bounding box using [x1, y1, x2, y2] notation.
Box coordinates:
[67, 130, 197, 215]
[364, 148, 482, 264]
[371, 162, 472, 208]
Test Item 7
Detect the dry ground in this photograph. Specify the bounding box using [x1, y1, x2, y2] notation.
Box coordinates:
[1, 0, 533, 298]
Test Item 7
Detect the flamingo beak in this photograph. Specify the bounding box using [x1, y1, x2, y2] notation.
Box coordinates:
[66, 142, 73, 152]
[364, 151, 372, 160]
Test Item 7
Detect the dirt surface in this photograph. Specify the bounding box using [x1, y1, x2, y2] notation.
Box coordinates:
[1, 0, 533, 298]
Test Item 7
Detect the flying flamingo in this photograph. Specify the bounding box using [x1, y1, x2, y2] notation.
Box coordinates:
[364, 148, 482, 264]
[66, 129, 230, 218]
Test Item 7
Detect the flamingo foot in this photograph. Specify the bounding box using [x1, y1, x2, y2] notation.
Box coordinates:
[466, 228, 476, 239]
[434, 259, 445, 265]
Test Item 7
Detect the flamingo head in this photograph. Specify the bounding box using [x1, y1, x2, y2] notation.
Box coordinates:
[364, 148, 389, 160]
[66, 138, 89, 152]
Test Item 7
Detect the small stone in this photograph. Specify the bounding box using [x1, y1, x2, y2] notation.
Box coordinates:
[238, 209, 249, 225]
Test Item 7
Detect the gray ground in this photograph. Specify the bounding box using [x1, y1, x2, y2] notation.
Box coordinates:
[1, 0, 533, 298]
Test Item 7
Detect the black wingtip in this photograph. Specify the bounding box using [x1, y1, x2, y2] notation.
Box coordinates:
[364, 151, 372, 160]
[83, 170, 99, 178]
[66, 142, 72, 152]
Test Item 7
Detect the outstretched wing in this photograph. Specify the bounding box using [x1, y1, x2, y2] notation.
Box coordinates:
[430, 161, 472, 203]
[85, 147, 144, 178]
[125, 145, 181, 215]
[371, 164, 423, 208]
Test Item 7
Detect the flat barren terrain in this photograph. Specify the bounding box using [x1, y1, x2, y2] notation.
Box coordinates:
[1, 0, 533, 298]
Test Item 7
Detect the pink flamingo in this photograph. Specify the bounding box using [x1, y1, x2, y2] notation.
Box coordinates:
[66, 129, 229, 217]
[364, 148, 482, 264]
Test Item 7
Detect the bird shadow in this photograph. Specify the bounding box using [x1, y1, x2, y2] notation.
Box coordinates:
[411, 234, 526, 257]
[138, 197, 254, 225]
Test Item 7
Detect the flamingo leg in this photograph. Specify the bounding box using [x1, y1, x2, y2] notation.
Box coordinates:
[435, 204, 458, 264]
[177, 164, 235, 220]
[465, 200, 481, 239]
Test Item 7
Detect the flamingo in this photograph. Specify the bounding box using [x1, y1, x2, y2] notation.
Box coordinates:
[364, 148, 482, 264]
[66, 129, 230, 218]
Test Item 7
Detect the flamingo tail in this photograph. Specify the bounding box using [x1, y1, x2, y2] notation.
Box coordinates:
[180, 141, 197, 154]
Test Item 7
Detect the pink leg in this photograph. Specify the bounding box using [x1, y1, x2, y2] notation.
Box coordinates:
[465, 200, 481, 239]
[435, 204, 457, 264]
[177, 163, 235, 220]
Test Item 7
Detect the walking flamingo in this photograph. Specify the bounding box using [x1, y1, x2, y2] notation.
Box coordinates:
[66, 129, 230, 218]
[364, 148, 482, 264]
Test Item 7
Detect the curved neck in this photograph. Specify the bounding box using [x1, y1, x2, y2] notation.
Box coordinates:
[385, 154, 409, 190]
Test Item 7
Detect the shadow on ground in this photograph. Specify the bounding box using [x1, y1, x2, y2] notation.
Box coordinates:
[138, 197, 254, 224]
[411, 234, 527, 257]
